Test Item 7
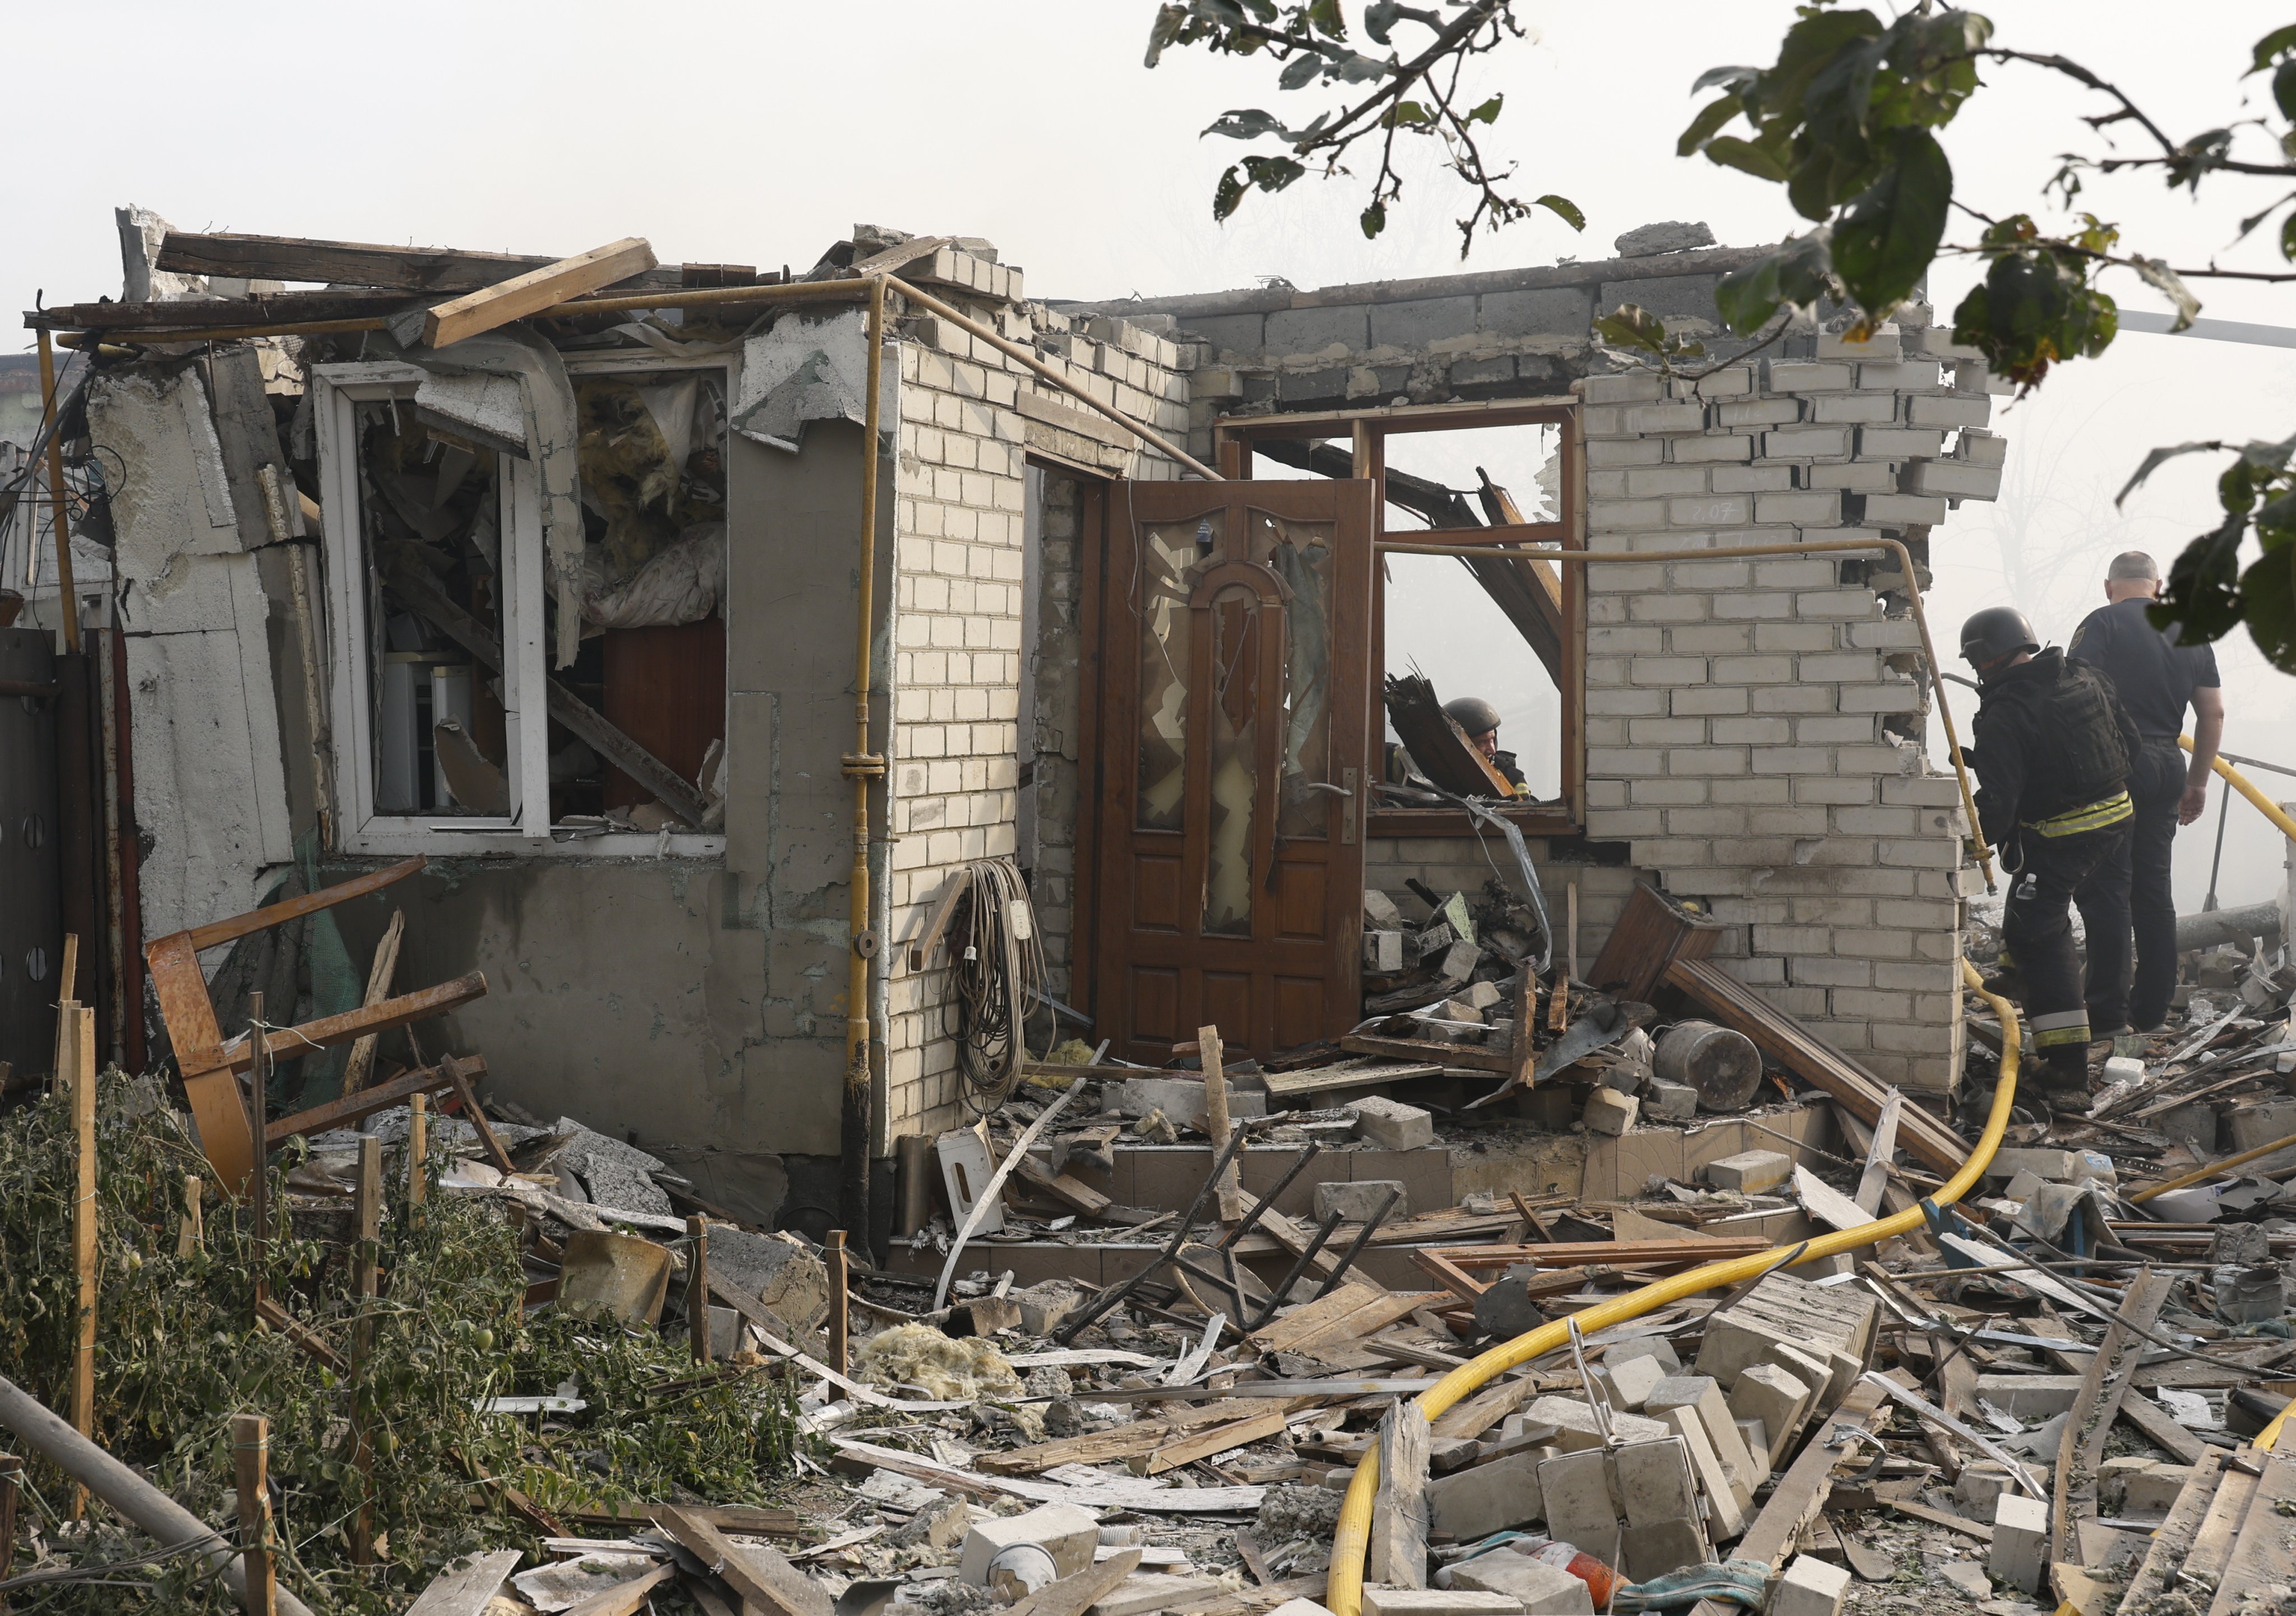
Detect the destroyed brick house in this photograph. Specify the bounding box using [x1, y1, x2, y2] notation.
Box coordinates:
[2, 208, 2011, 1244]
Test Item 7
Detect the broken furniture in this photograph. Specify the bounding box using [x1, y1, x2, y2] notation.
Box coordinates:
[144, 854, 488, 1190]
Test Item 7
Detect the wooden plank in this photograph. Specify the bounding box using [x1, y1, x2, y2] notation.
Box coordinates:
[2205, 1447, 2296, 1616]
[563, 1563, 676, 1616]
[425, 237, 656, 348]
[2123, 1450, 2226, 1611]
[1339, 1032, 1513, 1074]
[232, 1413, 275, 1616]
[1665, 957, 1967, 1176]
[1257, 1289, 1433, 1356]
[2182, 1463, 2260, 1596]
[1013, 1157, 1112, 1217]
[982, 1423, 1177, 1475]
[404, 1549, 524, 1616]
[1421, 1237, 1770, 1271]
[179, 855, 428, 953]
[2118, 1391, 2207, 1466]
[653, 1504, 831, 1616]
[1261, 1059, 1442, 1099]
[1795, 1166, 1879, 1234]
[206, 975, 489, 1077]
[339, 909, 405, 1096]
[1200, 1026, 1245, 1223]
[440, 1054, 515, 1175]
[1006, 1549, 1142, 1616]
[1411, 1248, 1487, 1303]
[1877, 1497, 1991, 1541]
[38, 289, 413, 331]
[265, 1062, 472, 1146]
[1366, 1400, 1430, 1587]
[146, 933, 251, 1188]
[156, 230, 619, 292]
[69, 1008, 95, 1457]
[1248, 1282, 1384, 1353]
[1139, 1410, 1289, 1475]
[2052, 1269, 2174, 1575]
[561, 1502, 800, 1536]
[1587, 882, 1722, 1005]
[1431, 1376, 1533, 1442]
[846, 235, 954, 280]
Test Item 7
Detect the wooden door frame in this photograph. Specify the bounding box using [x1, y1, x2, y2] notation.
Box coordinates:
[1212, 397, 1585, 840]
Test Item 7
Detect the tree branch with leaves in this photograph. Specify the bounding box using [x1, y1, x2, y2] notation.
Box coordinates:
[1145, 0, 1584, 253]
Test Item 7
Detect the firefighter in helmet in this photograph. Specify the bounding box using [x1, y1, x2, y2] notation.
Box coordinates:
[1961, 606, 2141, 1106]
[1443, 696, 1531, 797]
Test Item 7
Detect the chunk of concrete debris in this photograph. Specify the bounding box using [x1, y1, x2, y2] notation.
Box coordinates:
[1613, 1438, 1705, 1537]
[1428, 1449, 1547, 1539]
[1609, 1337, 1684, 1378]
[1614, 220, 1716, 257]
[1008, 1281, 1083, 1337]
[1366, 930, 1406, 973]
[1727, 1362, 1810, 1470]
[1583, 1088, 1639, 1137]
[2101, 1054, 2145, 1086]
[1263, 1601, 1337, 1616]
[1972, 1375, 2084, 1420]
[1091, 1576, 1226, 1616]
[1450, 1550, 1594, 1614]
[703, 1226, 831, 1336]
[1361, 1592, 1524, 1616]
[1256, 1483, 1345, 1543]
[1600, 1353, 1669, 1411]
[1430, 999, 1485, 1026]
[551, 1117, 675, 1214]
[1648, 1401, 1745, 1539]
[1316, 1179, 1408, 1223]
[1473, 1274, 1550, 1341]
[1365, 889, 1406, 929]
[1459, 980, 1506, 1012]
[1988, 1492, 2049, 1595]
[1956, 1461, 2050, 1520]
[1523, 1396, 1670, 1453]
[1701, 1150, 1790, 1194]
[1770, 1554, 1853, 1616]
[1644, 1376, 1761, 1508]
[1644, 1080, 1699, 1122]
[1536, 1448, 1622, 1566]
[960, 1502, 1098, 1585]
[1349, 1095, 1436, 1151]
[1117, 1075, 1266, 1129]
[892, 1496, 971, 1549]
[1438, 939, 1481, 983]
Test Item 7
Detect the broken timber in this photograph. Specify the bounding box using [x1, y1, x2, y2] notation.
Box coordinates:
[423, 237, 658, 348]
[154, 231, 678, 294]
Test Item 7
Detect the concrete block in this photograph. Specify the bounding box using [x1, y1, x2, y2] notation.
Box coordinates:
[1609, 1337, 1684, 1378]
[2095, 1455, 2153, 1516]
[962, 1502, 1101, 1583]
[2228, 1098, 2296, 1173]
[1350, 1095, 1436, 1151]
[1316, 1180, 1410, 1223]
[1769, 1554, 1852, 1616]
[1767, 362, 1853, 392]
[1703, 1150, 1791, 1193]
[1905, 392, 1992, 429]
[1646, 1377, 1761, 1506]
[1644, 1079, 1699, 1121]
[1579, 373, 1666, 406]
[1265, 1603, 1337, 1616]
[2123, 1463, 2191, 1517]
[1602, 1354, 1670, 1412]
[1449, 1555, 1593, 1615]
[1651, 1401, 1746, 1539]
[1364, 888, 1406, 928]
[1861, 492, 1949, 527]
[1735, 1419, 1767, 1470]
[1522, 1397, 1670, 1453]
[1584, 1088, 1639, 1137]
[1092, 1575, 1227, 1616]
[1365, 930, 1406, 973]
[1613, 1438, 1700, 1530]
[1427, 1450, 1546, 1539]
[1905, 459, 2002, 501]
[1817, 329, 1902, 362]
[1535, 1450, 1621, 1566]
[1623, 1518, 1713, 1582]
[2102, 1055, 2145, 1086]
[1727, 1363, 1810, 1470]
[1956, 1461, 2049, 1520]
[1363, 1594, 1526, 1616]
[1989, 1492, 2049, 1595]
[1980, 1147, 2083, 1183]
[1116, 1076, 1267, 1129]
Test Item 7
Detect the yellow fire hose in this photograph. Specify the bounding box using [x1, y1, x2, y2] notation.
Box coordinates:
[2180, 735, 2296, 842]
[1325, 959, 2025, 1616]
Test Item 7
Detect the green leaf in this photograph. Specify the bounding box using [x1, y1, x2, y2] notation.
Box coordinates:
[2149, 509, 2249, 646]
[1242, 154, 1306, 192]
[1830, 128, 1952, 317]
[1535, 194, 1587, 231]
[1715, 231, 1837, 335]
[2114, 441, 2228, 509]
[1593, 304, 1671, 356]
[1213, 164, 1249, 221]
[1204, 108, 1288, 140]
[1307, 0, 1345, 38]
[2253, 22, 2296, 70]
[1361, 199, 1388, 239]
[1677, 93, 1744, 158]
[2283, 212, 2296, 262]
[2241, 542, 2296, 671]
[1691, 64, 1762, 95]
[1332, 50, 1389, 83]
[1702, 135, 1791, 183]
[2129, 256, 2201, 333]
[1279, 50, 1322, 89]
[1467, 93, 1504, 125]
[1365, 2, 1403, 45]
[1144, 3, 1189, 68]
[2279, 58, 2296, 123]
[1384, 99, 1433, 127]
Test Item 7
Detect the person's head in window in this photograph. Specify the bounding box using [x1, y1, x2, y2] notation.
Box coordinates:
[1442, 696, 1504, 760]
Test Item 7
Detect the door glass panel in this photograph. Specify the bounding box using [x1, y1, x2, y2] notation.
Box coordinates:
[1203, 585, 1260, 936]
[1135, 516, 1211, 830]
[1256, 512, 1335, 840]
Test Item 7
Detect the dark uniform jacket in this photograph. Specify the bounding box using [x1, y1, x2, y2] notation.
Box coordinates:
[1967, 647, 2141, 848]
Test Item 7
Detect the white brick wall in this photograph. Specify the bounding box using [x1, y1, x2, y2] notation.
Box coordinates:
[1573, 328, 2002, 1095]
[885, 281, 1194, 1137]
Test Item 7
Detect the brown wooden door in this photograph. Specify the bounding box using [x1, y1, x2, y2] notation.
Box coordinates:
[1088, 478, 1375, 1062]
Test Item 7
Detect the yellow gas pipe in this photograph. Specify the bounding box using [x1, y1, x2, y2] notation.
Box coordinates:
[1325, 958, 2023, 1616]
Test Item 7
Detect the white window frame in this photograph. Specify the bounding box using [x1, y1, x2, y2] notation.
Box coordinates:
[313, 349, 736, 858]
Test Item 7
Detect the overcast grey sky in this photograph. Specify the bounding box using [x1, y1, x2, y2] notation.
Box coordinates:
[8, 1, 2293, 907]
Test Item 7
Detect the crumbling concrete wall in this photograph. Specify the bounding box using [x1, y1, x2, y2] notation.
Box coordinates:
[1071, 244, 2002, 1098]
[884, 257, 1192, 1136]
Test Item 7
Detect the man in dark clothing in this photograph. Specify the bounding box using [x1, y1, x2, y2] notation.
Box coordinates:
[2067, 550, 2226, 1038]
[1961, 606, 2140, 1101]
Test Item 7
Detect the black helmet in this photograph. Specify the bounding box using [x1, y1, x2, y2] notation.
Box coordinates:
[1443, 696, 1503, 737]
[1960, 606, 2039, 672]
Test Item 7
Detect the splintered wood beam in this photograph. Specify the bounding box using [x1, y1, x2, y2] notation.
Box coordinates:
[384, 560, 710, 826]
[265, 1061, 481, 1146]
[156, 230, 664, 294]
[423, 238, 657, 348]
[31, 290, 413, 331]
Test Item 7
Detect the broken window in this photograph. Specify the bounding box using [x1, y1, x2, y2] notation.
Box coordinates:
[313, 350, 732, 854]
[1219, 402, 1579, 828]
